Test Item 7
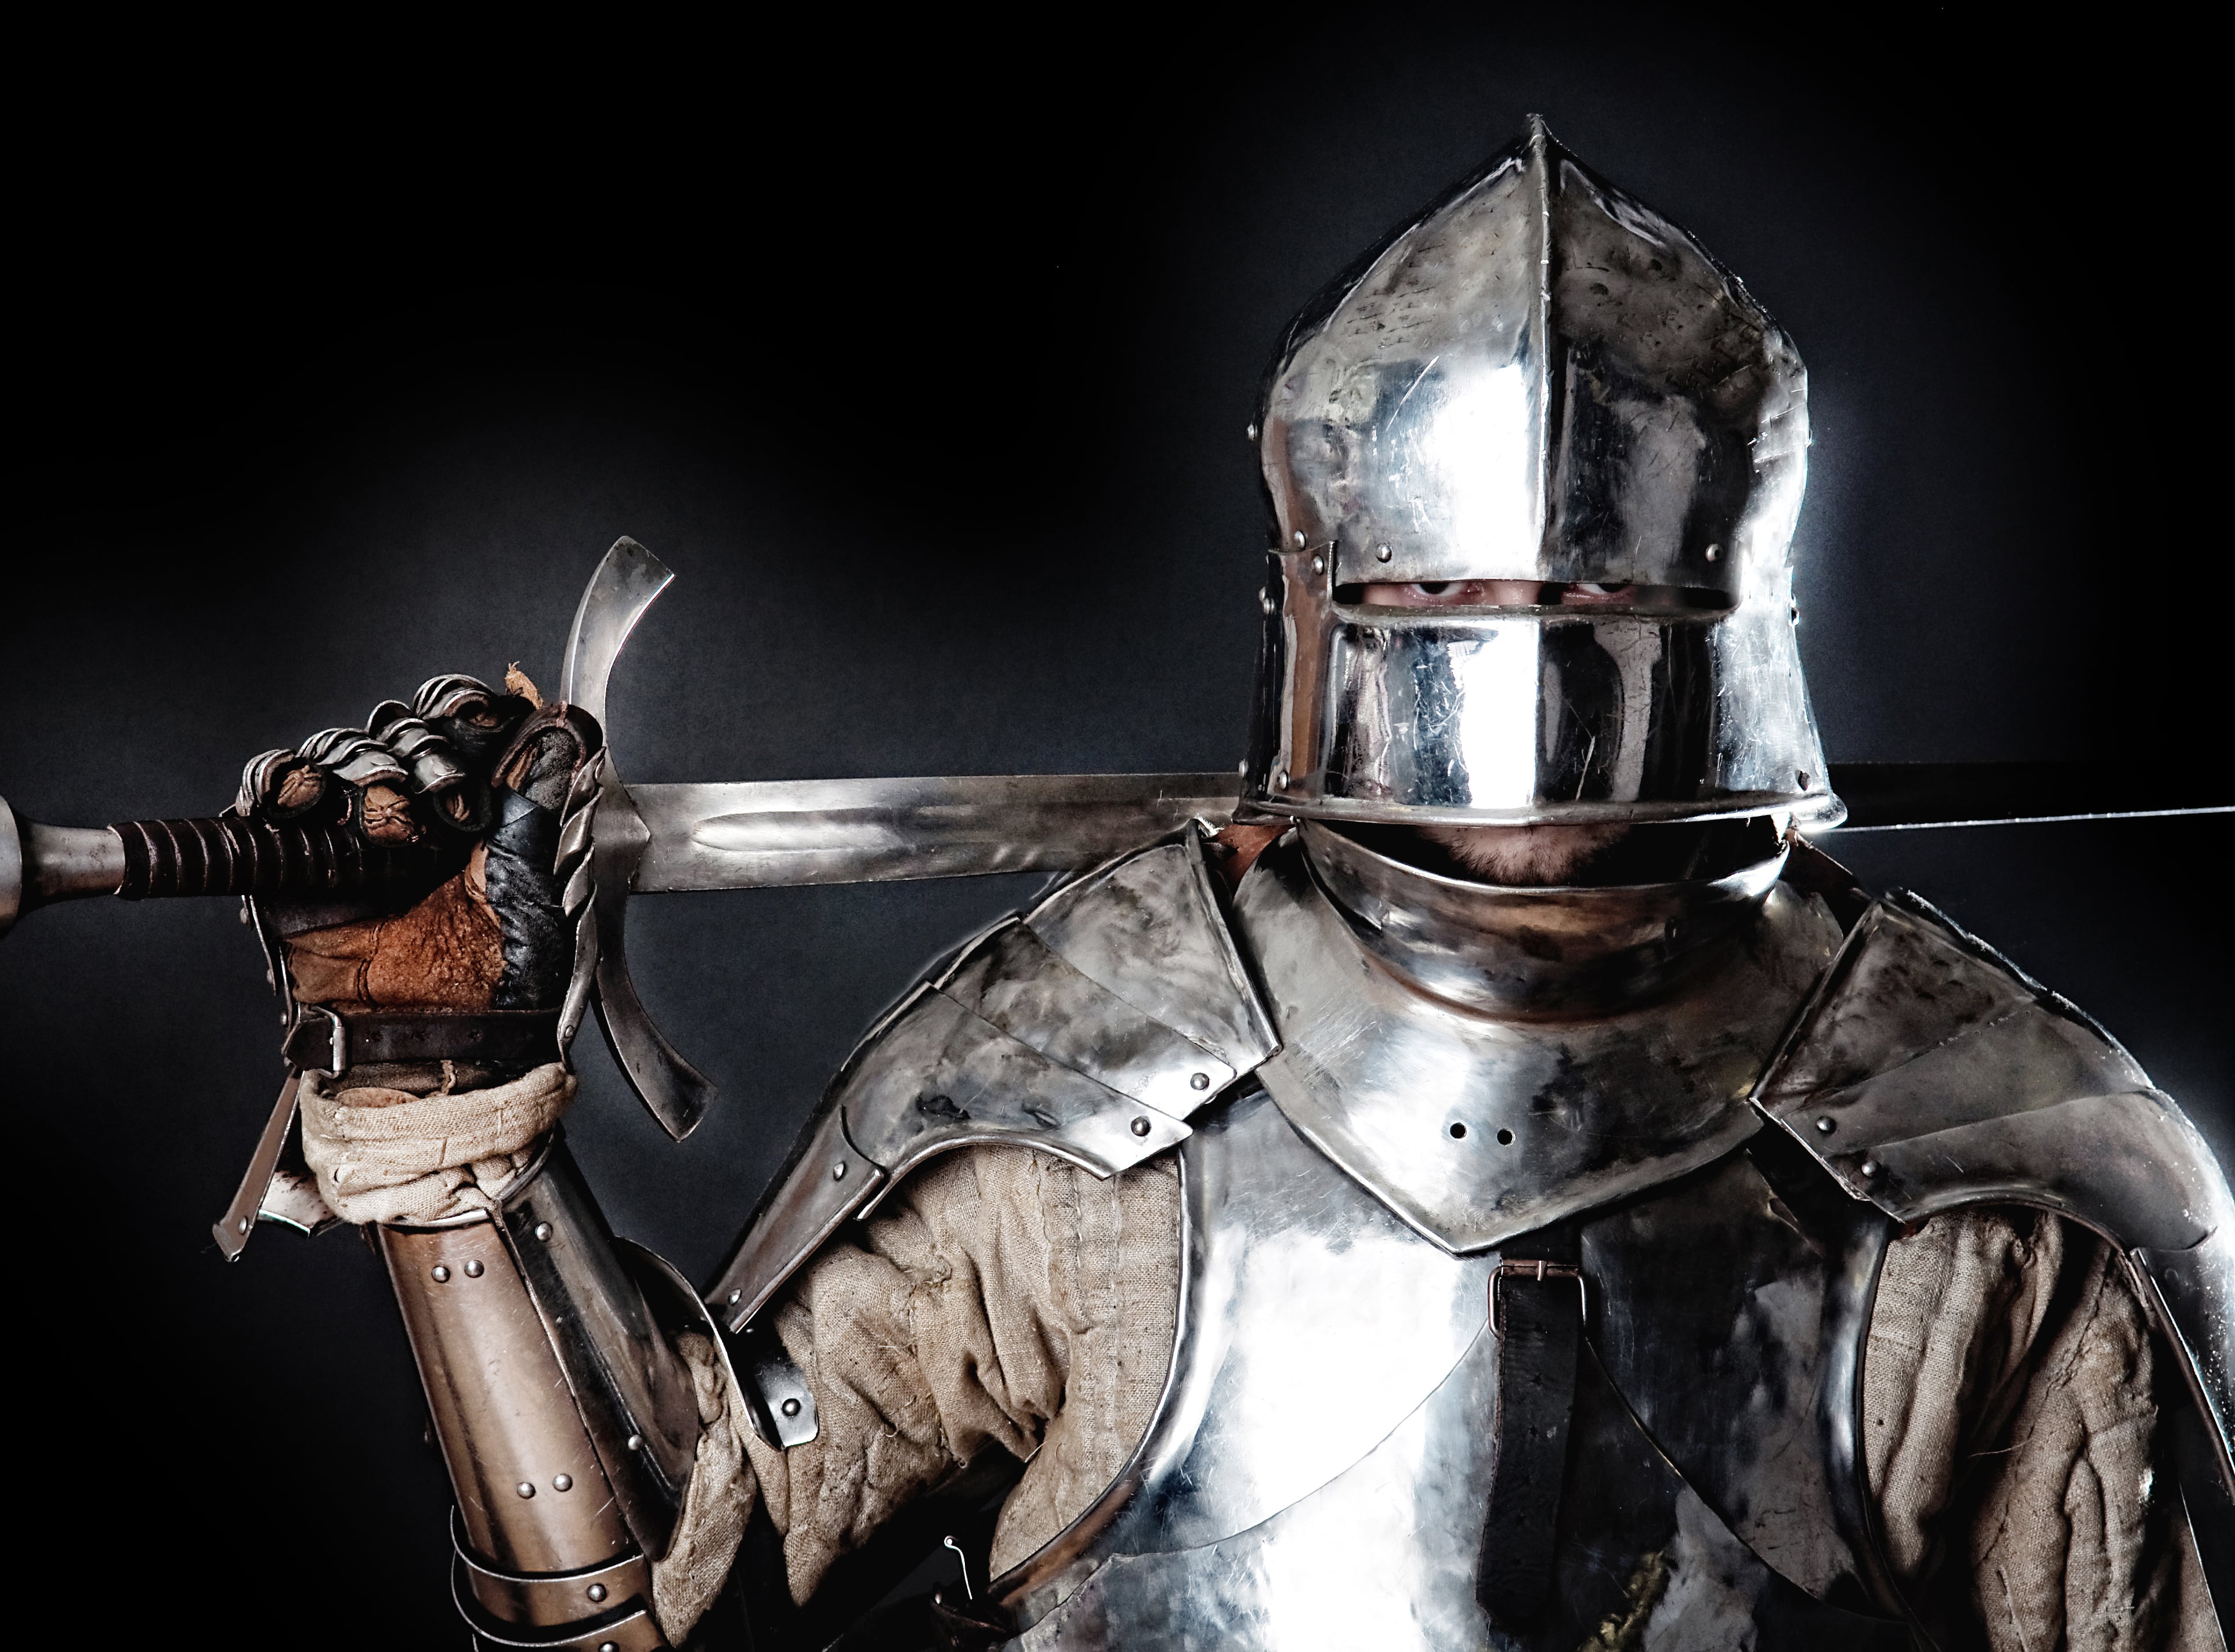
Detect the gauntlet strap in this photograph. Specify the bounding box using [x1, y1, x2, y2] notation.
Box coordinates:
[282, 1006, 561, 1071]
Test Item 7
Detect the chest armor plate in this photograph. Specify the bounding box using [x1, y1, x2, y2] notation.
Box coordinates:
[991, 1086, 1909, 1651]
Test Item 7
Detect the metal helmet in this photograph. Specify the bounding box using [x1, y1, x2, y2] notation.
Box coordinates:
[1242, 119, 1840, 829]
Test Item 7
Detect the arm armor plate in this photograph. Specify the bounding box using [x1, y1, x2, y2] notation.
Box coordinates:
[706, 826, 1278, 1336]
[1753, 889, 2235, 1526]
[383, 1136, 710, 1650]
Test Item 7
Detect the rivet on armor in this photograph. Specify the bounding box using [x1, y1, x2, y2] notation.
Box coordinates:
[1246, 422, 1260, 441]
[1130, 1117, 1152, 1137]
[1705, 544, 1720, 562]
[728, 1288, 743, 1306]
[832, 1161, 848, 1181]
[533, 1222, 553, 1242]
[626, 1434, 643, 1451]
[781, 1397, 802, 1418]
[237, 1216, 250, 1234]
[1260, 591, 1276, 614]
[1190, 1072, 1211, 1091]
[1310, 554, 1325, 575]
[1275, 770, 1290, 789]
[516, 1481, 536, 1499]
[1859, 1160, 1882, 1179]
[1292, 530, 1306, 549]
[1375, 543, 1392, 562]
[552, 1473, 573, 1492]
[601, 1642, 620, 1652]
[431, 1265, 451, 1283]
[463, 1259, 484, 1277]
[1816, 1117, 1836, 1135]
[587, 1584, 607, 1603]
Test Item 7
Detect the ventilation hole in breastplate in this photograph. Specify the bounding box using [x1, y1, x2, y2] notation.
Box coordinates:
[1496, 1128, 1515, 1146]
[1448, 1122, 1467, 1139]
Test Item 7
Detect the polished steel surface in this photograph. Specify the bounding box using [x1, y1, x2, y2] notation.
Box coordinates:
[0, 797, 17, 936]
[704, 833, 1272, 1333]
[381, 1220, 635, 1574]
[498, 1139, 703, 1560]
[560, 538, 714, 1142]
[0, 800, 125, 936]
[630, 774, 1239, 892]
[453, 1508, 652, 1628]
[1757, 890, 2235, 1499]
[997, 1089, 1909, 1650]
[1234, 831, 1842, 1252]
[1022, 833, 1278, 1074]
[1578, 1147, 1874, 1604]
[1300, 818, 1785, 1015]
[997, 1084, 1497, 1642]
[709, 1102, 887, 1331]
[1243, 118, 1832, 829]
[211, 1071, 303, 1260]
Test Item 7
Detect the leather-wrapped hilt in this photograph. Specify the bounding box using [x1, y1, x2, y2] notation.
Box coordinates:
[111, 814, 450, 900]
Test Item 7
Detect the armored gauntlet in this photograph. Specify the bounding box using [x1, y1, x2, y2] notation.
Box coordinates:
[237, 674, 715, 1651]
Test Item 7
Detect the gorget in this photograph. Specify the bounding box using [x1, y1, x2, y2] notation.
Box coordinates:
[1231, 823, 1846, 1252]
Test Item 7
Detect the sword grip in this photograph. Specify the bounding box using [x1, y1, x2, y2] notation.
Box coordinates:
[111, 814, 446, 900]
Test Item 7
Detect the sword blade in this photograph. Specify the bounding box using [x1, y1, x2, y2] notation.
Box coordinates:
[630, 773, 1242, 892]
[1824, 763, 2235, 832]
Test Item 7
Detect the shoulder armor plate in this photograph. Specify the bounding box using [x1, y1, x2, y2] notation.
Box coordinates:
[707, 829, 1278, 1332]
[1755, 889, 2235, 1499]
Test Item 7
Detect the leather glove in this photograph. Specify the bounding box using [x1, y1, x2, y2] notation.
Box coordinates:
[238, 671, 603, 1034]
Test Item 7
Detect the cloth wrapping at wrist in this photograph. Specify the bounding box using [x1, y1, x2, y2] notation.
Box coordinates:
[298, 1062, 574, 1225]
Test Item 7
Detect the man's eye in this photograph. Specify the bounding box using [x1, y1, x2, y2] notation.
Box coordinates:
[1413, 582, 1451, 596]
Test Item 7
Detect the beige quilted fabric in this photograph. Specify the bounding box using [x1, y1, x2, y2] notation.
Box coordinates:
[742, 1146, 1181, 1604]
[1867, 1210, 2223, 1651]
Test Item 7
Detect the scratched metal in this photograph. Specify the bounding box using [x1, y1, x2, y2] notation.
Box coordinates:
[1233, 830, 1842, 1253]
[1243, 118, 1835, 830]
[1758, 889, 2235, 1500]
[999, 1091, 1911, 1650]
[703, 834, 1271, 1331]
[1581, 1149, 1868, 1602]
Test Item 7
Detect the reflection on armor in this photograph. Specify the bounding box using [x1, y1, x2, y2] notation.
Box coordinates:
[1244, 118, 1836, 828]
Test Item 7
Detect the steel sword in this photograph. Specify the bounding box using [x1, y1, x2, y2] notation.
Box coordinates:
[3, 539, 2230, 1138]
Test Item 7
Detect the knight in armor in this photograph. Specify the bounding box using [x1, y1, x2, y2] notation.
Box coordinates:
[218, 123, 2231, 1649]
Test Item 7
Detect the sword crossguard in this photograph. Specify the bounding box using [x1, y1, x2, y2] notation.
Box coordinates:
[556, 538, 715, 1142]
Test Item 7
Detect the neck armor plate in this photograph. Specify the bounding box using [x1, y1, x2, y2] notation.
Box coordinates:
[1231, 828, 1843, 1252]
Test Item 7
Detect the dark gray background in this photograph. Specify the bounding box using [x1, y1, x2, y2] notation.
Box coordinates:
[2, 19, 2222, 1643]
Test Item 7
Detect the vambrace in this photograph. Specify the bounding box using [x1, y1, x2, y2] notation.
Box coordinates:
[382, 1135, 706, 1650]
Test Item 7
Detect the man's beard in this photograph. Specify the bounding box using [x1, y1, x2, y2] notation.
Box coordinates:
[1419, 823, 1630, 886]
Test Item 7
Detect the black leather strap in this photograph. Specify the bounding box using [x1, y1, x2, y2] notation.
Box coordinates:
[1478, 1249, 1585, 1628]
[281, 1008, 561, 1072]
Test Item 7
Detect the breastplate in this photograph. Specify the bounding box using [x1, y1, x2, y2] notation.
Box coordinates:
[990, 1086, 1911, 1651]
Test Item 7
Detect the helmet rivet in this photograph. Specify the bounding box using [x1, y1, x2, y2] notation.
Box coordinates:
[1310, 554, 1325, 575]
[1859, 1160, 1882, 1180]
[552, 1473, 573, 1491]
[1260, 592, 1276, 615]
[1816, 1117, 1836, 1134]
[1375, 544, 1392, 563]
[1275, 770, 1290, 790]
[1247, 422, 1260, 441]
[587, 1584, 607, 1603]
[1190, 1072, 1211, 1091]
[832, 1161, 848, 1181]
[1704, 544, 1720, 563]
[1292, 530, 1307, 549]
[430, 1265, 450, 1283]
[1130, 1117, 1152, 1137]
